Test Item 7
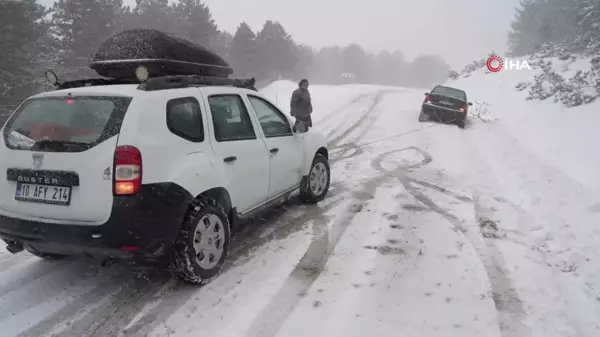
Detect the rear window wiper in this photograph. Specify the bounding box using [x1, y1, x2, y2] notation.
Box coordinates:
[31, 140, 90, 151]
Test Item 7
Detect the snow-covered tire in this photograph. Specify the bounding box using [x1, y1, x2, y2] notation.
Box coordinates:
[457, 118, 466, 129]
[26, 249, 68, 260]
[170, 198, 231, 285]
[300, 154, 330, 204]
[418, 110, 428, 122]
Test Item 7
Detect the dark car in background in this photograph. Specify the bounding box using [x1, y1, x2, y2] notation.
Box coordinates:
[418, 85, 472, 128]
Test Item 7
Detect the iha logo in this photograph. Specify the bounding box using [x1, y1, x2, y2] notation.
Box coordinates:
[486, 55, 531, 72]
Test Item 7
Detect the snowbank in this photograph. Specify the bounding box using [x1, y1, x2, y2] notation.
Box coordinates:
[447, 61, 600, 190]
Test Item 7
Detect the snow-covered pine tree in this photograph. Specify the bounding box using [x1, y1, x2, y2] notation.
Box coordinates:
[574, 0, 600, 54]
[229, 22, 258, 77]
[0, 0, 51, 119]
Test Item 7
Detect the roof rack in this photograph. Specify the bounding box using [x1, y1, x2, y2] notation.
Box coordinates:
[54, 75, 257, 91]
[139, 75, 257, 91]
[56, 78, 139, 90]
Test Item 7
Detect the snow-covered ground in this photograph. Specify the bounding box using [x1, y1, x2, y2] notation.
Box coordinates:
[1, 64, 600, 337]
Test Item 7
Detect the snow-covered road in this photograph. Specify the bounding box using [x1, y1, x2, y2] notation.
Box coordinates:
[1, 81, 600, 337]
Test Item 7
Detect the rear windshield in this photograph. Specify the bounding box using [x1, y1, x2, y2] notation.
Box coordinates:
[431, 86, 467, 101]
[2, 96, 131, 152]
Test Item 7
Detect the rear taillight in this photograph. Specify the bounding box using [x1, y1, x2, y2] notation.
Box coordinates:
[114, 145, 142, 195]
[460, 103, 468, 113]
[424, 95, 432, 103]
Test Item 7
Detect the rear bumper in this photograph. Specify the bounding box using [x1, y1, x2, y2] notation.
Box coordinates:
[0, 182, 192, 262]
[421, 104, 466, 123]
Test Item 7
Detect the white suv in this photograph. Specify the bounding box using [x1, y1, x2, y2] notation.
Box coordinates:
[0, 75, 330, 284]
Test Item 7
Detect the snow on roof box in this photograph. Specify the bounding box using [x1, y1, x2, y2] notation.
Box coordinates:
[90, 29, 233, 79]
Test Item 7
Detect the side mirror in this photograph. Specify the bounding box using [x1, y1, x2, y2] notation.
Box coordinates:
[424, 92, 429, 95]
[468, 102, 473, 106]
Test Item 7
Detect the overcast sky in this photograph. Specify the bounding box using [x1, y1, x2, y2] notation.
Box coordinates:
[40, 0, 520, 68]
[203, 0, 521, 68]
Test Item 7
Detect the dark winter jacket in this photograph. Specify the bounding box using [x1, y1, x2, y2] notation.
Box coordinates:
[290, 88, 313, 119]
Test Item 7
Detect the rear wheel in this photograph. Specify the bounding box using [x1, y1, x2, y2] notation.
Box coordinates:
[418, 109, 428, 122]
[300, 154, 330, 204]
[170, 198, 230, 285]
[457, 118, 466, 129]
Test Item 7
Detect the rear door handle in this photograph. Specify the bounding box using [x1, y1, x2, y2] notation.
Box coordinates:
[223, 156, 237, 162]
[270, 148, 279, 154]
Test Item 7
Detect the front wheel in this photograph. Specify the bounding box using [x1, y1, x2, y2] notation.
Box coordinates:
[300, 154, 330, 204]
[170, 198, 231, 285]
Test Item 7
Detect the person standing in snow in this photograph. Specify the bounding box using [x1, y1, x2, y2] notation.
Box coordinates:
[290, 79, 313, 132]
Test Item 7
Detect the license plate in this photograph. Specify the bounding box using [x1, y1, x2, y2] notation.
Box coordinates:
[439, 100, 453, 106]
[15, 183, 72, 206]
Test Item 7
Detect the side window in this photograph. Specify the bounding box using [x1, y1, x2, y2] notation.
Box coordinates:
[247, 95, 292, 137]
[166, 97, 204, 142]
[208, 95, 256, 142]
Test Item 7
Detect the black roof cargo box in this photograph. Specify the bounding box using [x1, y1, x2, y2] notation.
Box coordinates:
[90, 29, 233, 79]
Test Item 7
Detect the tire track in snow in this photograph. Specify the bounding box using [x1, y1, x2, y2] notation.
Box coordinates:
[17, 267, 176, 337]
[62, 273, 175, 337]
[0, 252, 31, 270]
[314, 92, 374, 125]
[0, 261, 115, 321]
[126, 190, 349, 337]
[462, 125, 600, 335]
[244, 182, 384, 337]
[328, 91, 391, 147]
[15, 269, 133, 337]
[242, 146, 432, 337]
[0, 259, 77, 297]
[328, 91, 396, 164]
[370, 148, 529, 337]
[318, 89, 402, 138]
[323, 94, 375, 140]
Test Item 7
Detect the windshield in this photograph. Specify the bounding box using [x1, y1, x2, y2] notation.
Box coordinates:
[3, 96, 131, 152]
[431, 86, 467, 101]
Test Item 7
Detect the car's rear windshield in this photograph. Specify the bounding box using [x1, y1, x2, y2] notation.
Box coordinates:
[431, 86, 467, 101]
[2, 96, 132, 152]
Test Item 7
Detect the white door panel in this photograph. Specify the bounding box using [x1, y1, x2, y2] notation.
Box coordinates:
[203, 90, 270, 212]
[211, 140, 270, 212]
[245, 94, 304, 199]
[263, 136, 303, 197]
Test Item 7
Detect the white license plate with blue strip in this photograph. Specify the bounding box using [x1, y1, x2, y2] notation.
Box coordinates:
[15, 183, 72, 206]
